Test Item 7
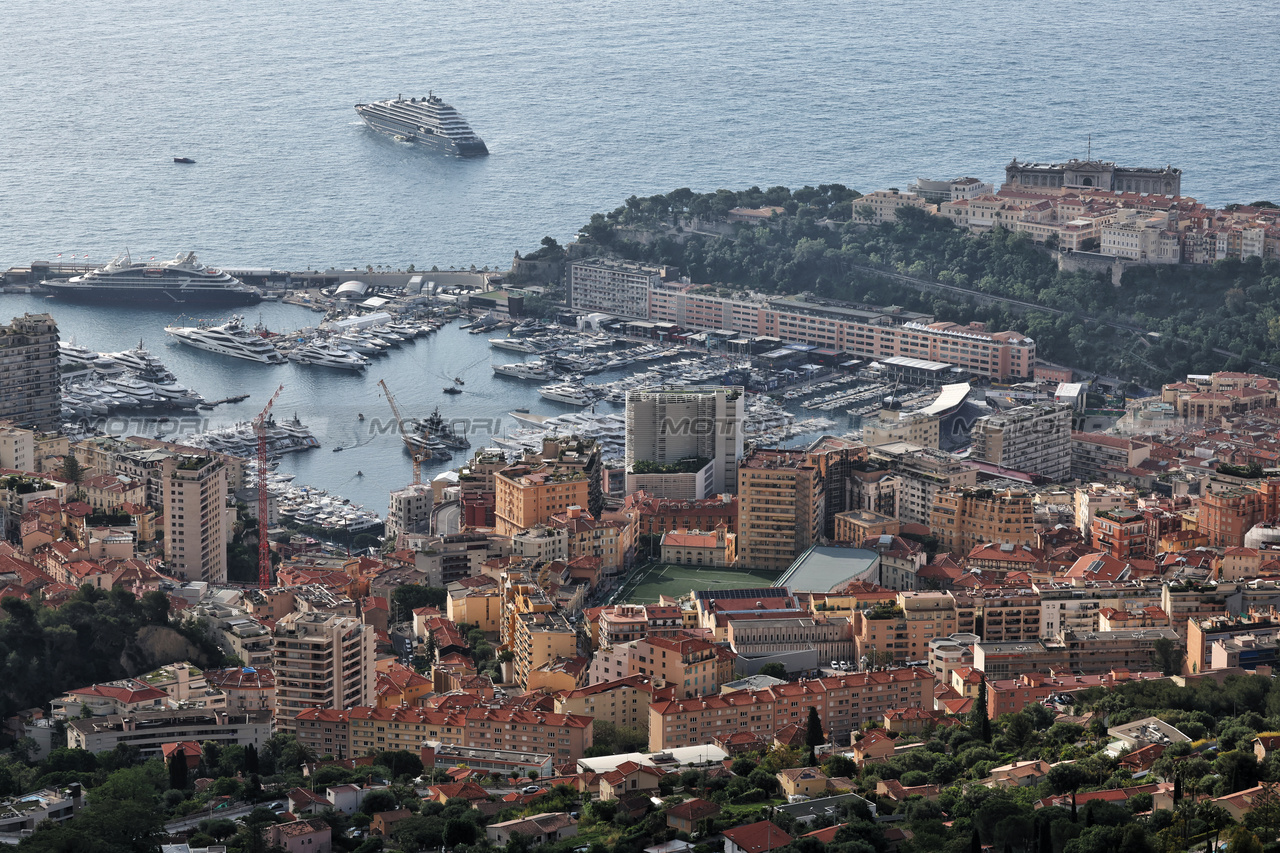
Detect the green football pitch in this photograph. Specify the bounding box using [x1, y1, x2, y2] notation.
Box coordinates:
[616, 563, 783, 604]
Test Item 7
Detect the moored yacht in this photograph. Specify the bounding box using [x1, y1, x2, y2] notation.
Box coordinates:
[289, 342, 369, 371]
[166, 315, 287, 363]
[539, 383, 598, 406]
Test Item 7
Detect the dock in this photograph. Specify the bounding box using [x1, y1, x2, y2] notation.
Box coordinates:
[199, 394, 251, 409]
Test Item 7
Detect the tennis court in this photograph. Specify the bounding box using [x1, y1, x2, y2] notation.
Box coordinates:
[616, 562, 783, 604]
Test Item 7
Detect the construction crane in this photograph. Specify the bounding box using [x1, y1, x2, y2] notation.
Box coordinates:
[254, 384, 284, 589]
[378, 379, 425, 485]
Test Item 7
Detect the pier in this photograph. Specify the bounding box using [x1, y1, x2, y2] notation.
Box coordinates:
[199, 394, 251, 409]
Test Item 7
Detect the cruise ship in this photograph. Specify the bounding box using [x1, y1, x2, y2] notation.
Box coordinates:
[165, 316, 287, 363]
[354, 93, 488, 155]
[42, 250, 262, 306]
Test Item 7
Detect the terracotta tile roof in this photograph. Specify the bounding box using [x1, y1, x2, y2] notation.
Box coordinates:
[721, 820, 792, 853]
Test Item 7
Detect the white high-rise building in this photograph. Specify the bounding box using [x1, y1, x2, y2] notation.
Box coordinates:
[625, 385, 744, 498]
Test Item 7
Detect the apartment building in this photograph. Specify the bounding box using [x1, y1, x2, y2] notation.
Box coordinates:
[974, 627, 1179, 680]
[1199, 481, 1280, 547]
[345, 705, 593, 761]
[1091, 509, 1148, 560]
[970, 404, 1072, 481]
[736, 449, 822, 571]
[726, 614, 855, 663]
[203, 666, 276, 714]
[967, 589, 1042, 644]
[0, 314, 60, 431]
[513, 611, 578, 689]
[66, 709, 271, 756]
[447, 578, 503, 633]
[1070, 433, 1151, 482]
[587, 634, 735, 698]
[295, 708, 351, 759]
[649, 292, 1036, 381]
[625, 385, 744, 497]
[385, 483, 433, 540]
[930, 487, 1036, 557]
[161, 454, 228, 584]
[647, 668, 933, 751]
[624, 491, 738, 537]
[1036, 580, 1163, 637]
[596, 603, 685, 646]
[494, 463, 590, 537]
[1074, 483, 1138, 542]
[553, 676, 655, 733]
[272, 612, 375, 731]
[852, 591, 963, 666]
[549, 506, 626, 576]
[869, 443, 978, 527]
[567, 258, 664, 319]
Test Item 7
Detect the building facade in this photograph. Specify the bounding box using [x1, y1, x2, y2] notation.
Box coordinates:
[970, 404, 1072, 480]
[567, 258, 664, 319]
[272, 612, 375, 730]
[0, 314, 59, 431]
[625, 385, 744, 497]
[161, 454, 228, 584]
[736, 450, 822, 571]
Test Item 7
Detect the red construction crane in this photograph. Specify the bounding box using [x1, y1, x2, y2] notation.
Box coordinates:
[254, 384, 285, 589]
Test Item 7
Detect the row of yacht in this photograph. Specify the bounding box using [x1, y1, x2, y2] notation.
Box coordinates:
[171, 414, 321, 458]
[163, 314, 442, 369]
[59, 339, 207, 420]
[269, 482, 383, 534]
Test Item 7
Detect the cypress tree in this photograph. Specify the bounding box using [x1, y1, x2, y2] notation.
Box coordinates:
[805, 706, 824, 766]
[1039, 818, 1053, 853]
[244, 743, 260, 774]
[168, 752, 189, 791]
[971, 827, 982, 853]
[1070, 790, 1077, 822]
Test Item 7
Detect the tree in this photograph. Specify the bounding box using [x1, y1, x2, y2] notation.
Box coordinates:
[60, 455, 84, 500]
[805, 706, 825, 766]
[391, 584, 446, 620]
[971, 673, 992, 743]
[1226, 825, 1264, 853]
[1152, 638, 1185, 676]
[244, 743, 259, 774]
[168, 753, 189, 791]
[758, 662, 788, 680]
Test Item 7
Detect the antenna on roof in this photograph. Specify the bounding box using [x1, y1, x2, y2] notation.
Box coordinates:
[1087, 134, 1092, 161]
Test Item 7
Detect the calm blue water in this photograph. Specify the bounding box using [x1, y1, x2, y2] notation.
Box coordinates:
[4, 1, 1280, 512]
[4, 0, 1279, 271]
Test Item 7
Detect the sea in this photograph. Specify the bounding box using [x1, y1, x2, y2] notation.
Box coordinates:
[3, 0, 1279, 514]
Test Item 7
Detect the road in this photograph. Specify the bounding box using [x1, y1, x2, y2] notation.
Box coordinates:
[164, 803, 261, 833]
[433, 500, 460, 535]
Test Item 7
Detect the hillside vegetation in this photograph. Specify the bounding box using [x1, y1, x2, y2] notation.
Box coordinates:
[574, 186, 1280, 385]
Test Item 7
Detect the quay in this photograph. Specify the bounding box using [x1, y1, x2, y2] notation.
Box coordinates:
[198, 394, 251, 409]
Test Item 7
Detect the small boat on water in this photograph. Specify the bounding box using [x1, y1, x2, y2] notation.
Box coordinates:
[174, 157, 195, 164]
[454, 376, 465, 385]
[443, 386, 462, 395]
[357, 413, 365, 421]
[332, 446, 344, 452]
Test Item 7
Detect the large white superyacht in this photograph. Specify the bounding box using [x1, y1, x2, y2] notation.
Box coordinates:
[165, 315, 287, 363]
